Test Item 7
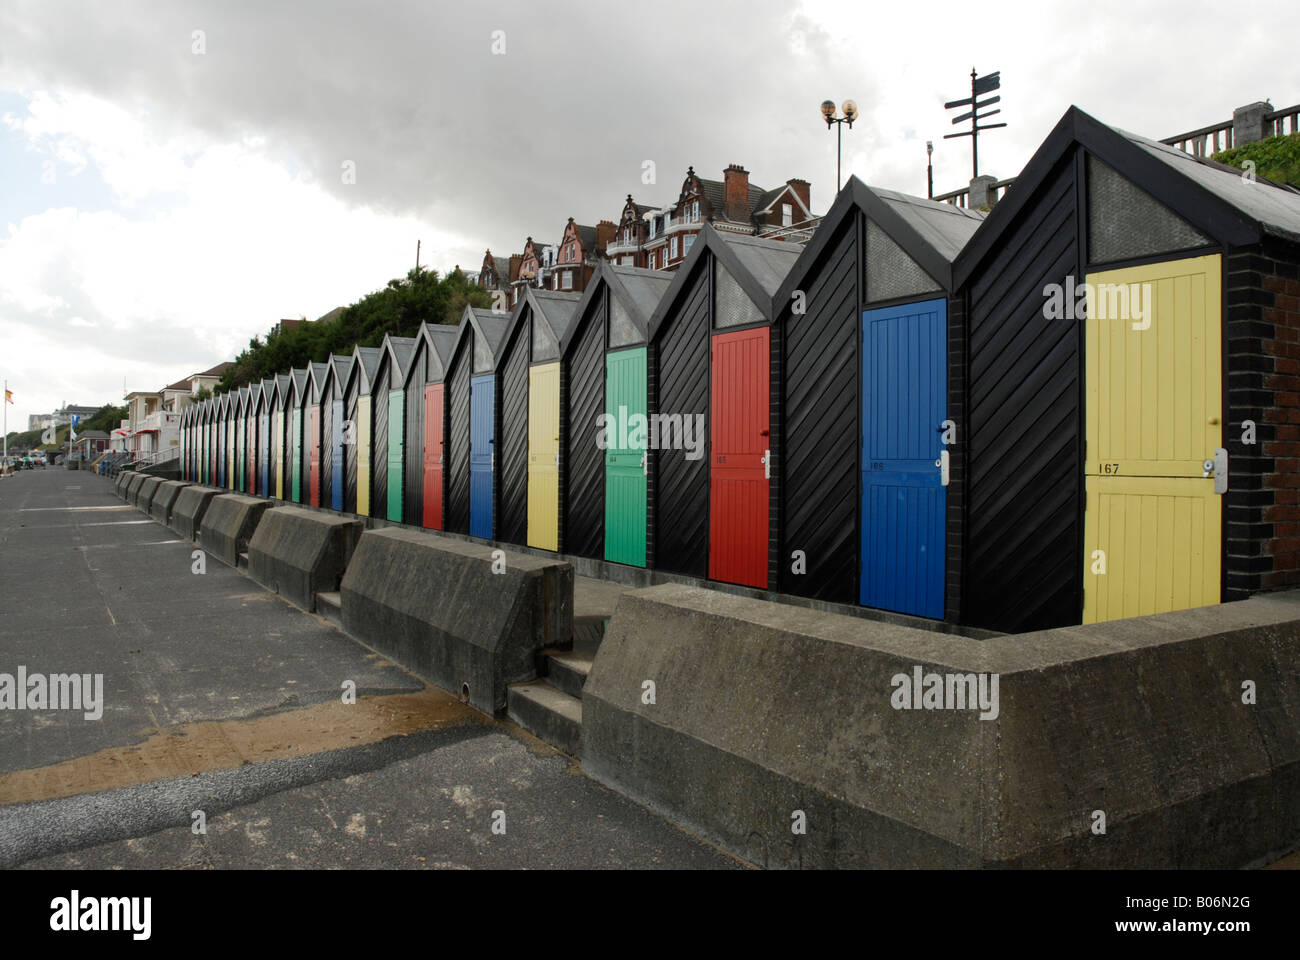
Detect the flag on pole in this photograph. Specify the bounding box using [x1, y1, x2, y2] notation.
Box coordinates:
[3, 388, 11, 404]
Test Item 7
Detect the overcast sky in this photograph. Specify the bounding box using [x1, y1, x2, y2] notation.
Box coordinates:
[1, 0, 1296, 431]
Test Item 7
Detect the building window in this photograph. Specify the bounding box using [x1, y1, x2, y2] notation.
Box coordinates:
[782, 203, 793, 227]
[562, 271, 573, 290]
[683, 234, 695, 256]
[692, 201, 699, 221]
[670, 237, 678, 260]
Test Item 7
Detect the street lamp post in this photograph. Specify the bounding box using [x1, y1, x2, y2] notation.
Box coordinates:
[820, 99, 858, 192]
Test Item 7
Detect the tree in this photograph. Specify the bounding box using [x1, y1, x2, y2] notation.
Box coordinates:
[216, 265, 492, 393]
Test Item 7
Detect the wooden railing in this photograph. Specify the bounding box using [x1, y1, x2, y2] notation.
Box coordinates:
[1161, 103, 1300, 156]
[1161, 119, 1234, 157]
[1268, 103, 1300, 138]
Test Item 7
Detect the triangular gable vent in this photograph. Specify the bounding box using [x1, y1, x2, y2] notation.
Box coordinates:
[865, 219, 942, 303]
[714, 260, 763, 328]
[1087, 154, 1211, 264]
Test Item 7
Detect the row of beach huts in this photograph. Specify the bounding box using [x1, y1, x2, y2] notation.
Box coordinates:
[176, 106, 1300, 634]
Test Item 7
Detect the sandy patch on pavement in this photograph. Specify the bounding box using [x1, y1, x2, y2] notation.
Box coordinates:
[0, 687, 481, 806]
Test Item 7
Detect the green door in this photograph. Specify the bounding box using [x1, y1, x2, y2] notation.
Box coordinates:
[387, 389, 404, 522]
[291, 408, 302, 502]
[604, 347, 647, 566]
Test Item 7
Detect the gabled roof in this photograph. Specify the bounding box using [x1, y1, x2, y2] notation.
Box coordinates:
[275, 373, 292, 406]
[775, 176, 983, 306]
[194, 361, 233, 379]
[347, 345, 382, 395]
[752, 182, 814, 220]
[562, 261, 674, 355]
[163, 378, 191, 392]
[526, 286, 583, 342]
[414, 321, 460, 383]
[649, 224, 801, 337]
[502, 288, 583, 363]
[329, 353, 353, 392]
[257, 378, 275, 410]
[291, 367, 310, 405]
[953, 105, 1300, 287]
[449, 305, 510, 373]
[380, 334, 418, 384]
[308, 362, 330, 399]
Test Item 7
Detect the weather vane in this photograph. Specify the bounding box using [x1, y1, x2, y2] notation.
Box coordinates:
[943, 68, 1006, 179]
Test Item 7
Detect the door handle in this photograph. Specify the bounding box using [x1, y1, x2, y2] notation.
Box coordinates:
[762, 449, 771, 480]
[641, 452, 648, 476]
[936, 449, 950, 487]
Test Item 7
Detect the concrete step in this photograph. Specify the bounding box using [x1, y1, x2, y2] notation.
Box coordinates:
[238, 551, 249, 571]
[572, 616, 609, 657]
[507, 680, 582, 756]
[544, 649, 593, 699]
[316, 590, 342, 627]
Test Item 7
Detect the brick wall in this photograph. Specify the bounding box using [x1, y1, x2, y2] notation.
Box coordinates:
[1225, 236, 1300, 598]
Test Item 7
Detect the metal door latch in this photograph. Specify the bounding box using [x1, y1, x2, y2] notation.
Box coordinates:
[937, 449, 950, 487]
[762, 449, 771, 480]
[1205, 448, 1228, 494]
[491, 452, 495, 470]
[641, 452, 648, 476]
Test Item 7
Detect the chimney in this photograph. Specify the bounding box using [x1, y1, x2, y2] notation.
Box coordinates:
[723, 163, 750, 222]
[508, 253, 524, 283]
[596, 219, 616, 254]
[786, 178, 811, 214]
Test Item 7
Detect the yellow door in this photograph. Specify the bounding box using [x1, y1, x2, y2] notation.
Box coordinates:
[527, 362, 560, 550]
[274, 411, 284, 499]
[357, 395, 371, 517]
[1083, 254, 1222, 623]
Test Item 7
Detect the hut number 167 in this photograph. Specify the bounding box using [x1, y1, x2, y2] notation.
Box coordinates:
[1099, 463, 1120, 474]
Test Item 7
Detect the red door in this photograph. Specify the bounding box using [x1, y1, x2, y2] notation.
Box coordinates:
[423, 384, 444, 529]
[709, 326, 770, 588]
[308, 405, 321, 507]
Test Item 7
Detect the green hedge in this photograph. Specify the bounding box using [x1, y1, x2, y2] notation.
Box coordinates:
[1213, 132, 1300, 187]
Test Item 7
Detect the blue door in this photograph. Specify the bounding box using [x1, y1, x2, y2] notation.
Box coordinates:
[331, 399, 344, 511]
[860, 298, 947, 618]
[470, 374, 495, 539]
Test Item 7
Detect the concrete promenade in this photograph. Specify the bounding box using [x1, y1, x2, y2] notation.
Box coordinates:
[0, 469, 739, 869]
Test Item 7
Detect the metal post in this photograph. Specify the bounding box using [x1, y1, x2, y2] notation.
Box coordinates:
[836, 123, 842, 192]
